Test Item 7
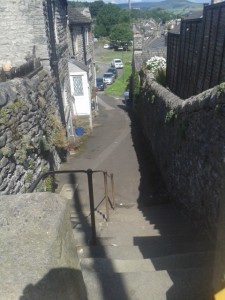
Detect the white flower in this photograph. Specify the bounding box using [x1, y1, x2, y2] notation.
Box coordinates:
[146, 56, 166, 74]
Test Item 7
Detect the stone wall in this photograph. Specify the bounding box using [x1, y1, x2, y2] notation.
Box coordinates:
[0, 69, 66, 195]
[0, 0, 49, 68]
[136, 71, 225, 231]
[0, 0, 73, 136]
[0, 192, 87, 300]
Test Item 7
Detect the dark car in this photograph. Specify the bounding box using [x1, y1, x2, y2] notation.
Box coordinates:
[107, 67, 118, 79]
[96, 77, 105, 91]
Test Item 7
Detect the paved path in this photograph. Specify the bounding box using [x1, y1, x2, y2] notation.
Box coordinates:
[57, 93, 168, 213]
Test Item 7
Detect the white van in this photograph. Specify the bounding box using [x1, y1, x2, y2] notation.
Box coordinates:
[111, 58, 124, 69]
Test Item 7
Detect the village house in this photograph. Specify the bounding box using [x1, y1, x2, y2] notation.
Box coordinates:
[67, 5, 96, 128]
[0, 0, 74, 136]
[0, 0, 76, 195]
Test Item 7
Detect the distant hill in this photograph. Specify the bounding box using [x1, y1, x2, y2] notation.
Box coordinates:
[118, 0, 204, 11]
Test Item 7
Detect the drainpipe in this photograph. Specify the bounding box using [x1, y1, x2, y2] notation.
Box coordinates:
[81, 25, 87, 65]
[69, 25, 75, 57]
[46, 0, 66, 129]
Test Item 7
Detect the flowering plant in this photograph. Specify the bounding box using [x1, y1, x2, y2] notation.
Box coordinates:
[145, 56, 166, 74]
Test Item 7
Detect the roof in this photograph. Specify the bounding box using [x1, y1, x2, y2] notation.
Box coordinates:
[76, 7, 91, 19]
[68, 59, 89, 73]
[68, 6, 91, 25]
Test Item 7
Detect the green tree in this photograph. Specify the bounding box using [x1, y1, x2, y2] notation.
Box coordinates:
[95, 3, 121, 37]
[109, 23, 132, 49]
[89, 1, 105, 18]
[94, 23, 107, 38]
[118, 10, 130, 24]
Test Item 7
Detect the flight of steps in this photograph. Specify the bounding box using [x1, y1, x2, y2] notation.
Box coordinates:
[71, 203, 215, 300]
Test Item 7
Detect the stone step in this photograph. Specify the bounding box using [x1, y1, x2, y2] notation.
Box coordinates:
[81, 258, 156, 273]
[97, 220, 198, 237]
[80, 251, 214, 273]
[70, 213, 189, 233]
[77, 235, 214, 258]
[73, 226, 212, 246]
[72, 220, 198, 238]
[71, 202, 185, 218]
[82, 267, 213, 300]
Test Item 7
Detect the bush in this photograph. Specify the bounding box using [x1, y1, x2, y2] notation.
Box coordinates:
[145, 56, 167, 86]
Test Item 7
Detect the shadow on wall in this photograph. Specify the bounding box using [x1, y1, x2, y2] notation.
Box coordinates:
[119, 104, 169, 206]
[20, 268, 87, 300]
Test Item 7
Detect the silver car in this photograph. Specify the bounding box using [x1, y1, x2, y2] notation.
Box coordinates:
[103, 72, 114, 85]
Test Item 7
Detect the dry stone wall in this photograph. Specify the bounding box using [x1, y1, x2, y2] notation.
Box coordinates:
[0, 69, 64, 195]
[136, 72, 225, 231]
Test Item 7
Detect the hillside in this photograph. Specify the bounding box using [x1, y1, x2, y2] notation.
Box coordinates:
[118, 0, 204, 12]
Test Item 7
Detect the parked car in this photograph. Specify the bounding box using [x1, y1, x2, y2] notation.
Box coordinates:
[111, 58, 124, 69]
[104, 43, 110, 49]
[107, 67, 118, 79]
[96, 77, 105, 91]
[103, 72, 114, 85]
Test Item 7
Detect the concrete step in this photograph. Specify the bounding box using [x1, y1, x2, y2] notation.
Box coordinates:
[80, 251, 214, 273]
[97, 220, 198, 237]
[82, 267, 213, 300]
[73, 226, 213, 247]
[71, 213, 189, 234]
[77, 234, 214, 258]
[71, 203, 186, 222]
[81, 258, 156, 273]
[72, 219, 198, 239]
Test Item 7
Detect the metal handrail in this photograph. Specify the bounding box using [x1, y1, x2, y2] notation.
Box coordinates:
[27, 169, 115, 245]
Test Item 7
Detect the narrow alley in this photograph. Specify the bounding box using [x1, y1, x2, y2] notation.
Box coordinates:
[56, 93, 214, 300]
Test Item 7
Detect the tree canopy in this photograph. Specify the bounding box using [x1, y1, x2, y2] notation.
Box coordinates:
[109, 23, 133, 49]
[68, 1, 177, 37]
[95, 4, 122, 37]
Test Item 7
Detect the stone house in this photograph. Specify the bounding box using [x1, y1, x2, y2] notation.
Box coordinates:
[67, 6, 94, 85]
[0, 0, 74, 136]
[67, 6, 96, 128]
[0, 0, 75, 195]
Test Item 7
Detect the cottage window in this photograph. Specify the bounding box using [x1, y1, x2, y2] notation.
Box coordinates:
[73, 76, 84, 96]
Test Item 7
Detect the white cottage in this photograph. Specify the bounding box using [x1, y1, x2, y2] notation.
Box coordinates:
[68, 59, 92, 129]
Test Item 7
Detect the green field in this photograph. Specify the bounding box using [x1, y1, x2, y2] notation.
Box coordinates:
[105, 62, 132, 97]
[95, 43, 132, 97]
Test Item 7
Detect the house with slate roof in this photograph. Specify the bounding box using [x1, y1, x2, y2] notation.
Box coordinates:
[67, 5, 94, 85]
[67, 5, 96, 128]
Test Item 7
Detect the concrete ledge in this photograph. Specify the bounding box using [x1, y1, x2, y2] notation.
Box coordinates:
[0, 192, 87, 300]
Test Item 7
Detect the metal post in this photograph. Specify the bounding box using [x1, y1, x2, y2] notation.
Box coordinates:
[104, 172, 109, 221]
[111, 173, 115, 209]
[87, 169, 96, 245]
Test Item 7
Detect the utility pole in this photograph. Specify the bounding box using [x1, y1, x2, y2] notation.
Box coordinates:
[128, 0, 131, 10]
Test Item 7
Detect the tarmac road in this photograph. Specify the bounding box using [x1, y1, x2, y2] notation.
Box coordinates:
[57, 92, 168, 213]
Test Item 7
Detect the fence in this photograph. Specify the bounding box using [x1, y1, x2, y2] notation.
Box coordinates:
[167, 1, 225, 99]
[27, 169, 115, 245]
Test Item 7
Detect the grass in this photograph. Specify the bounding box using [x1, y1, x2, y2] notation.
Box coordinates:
[105, 62, 132, 97]
[94, 41, 132, 97]
[96, 50, 132, 64]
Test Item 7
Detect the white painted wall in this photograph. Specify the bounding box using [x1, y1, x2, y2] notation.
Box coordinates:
[69, 71, 91, 116]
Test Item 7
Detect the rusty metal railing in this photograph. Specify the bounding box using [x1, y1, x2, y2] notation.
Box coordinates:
[27, 169, 115, 245]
